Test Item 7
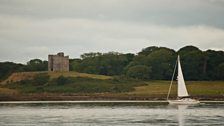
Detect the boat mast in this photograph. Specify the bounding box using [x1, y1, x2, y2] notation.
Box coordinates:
[166, 56, 178, 100]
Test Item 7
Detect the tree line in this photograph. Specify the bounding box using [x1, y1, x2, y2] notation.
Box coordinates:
[1, 45, 224, 81]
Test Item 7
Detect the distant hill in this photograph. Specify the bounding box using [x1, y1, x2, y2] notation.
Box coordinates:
[0, 71, 112, 85]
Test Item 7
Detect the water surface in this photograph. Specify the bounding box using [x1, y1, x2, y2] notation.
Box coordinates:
[0, 101, 223, 126]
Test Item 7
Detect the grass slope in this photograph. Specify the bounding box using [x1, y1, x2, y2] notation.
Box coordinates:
[0, 71, 112, 84]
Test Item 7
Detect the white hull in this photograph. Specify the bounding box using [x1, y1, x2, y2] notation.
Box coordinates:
[168, 98, 200, 105]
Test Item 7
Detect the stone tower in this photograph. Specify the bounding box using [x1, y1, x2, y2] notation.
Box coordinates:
[48, 52, 69, 71]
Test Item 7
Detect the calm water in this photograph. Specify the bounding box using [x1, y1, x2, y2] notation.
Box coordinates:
[0, 101, 223, 126]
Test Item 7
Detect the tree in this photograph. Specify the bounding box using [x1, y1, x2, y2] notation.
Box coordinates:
[127, 46, 176, 80]
[80, 52, 102, 59]
[138, 46, 160, 56]
[204, 50, 224, 80]
[24, 59, 48, 71]
[215, 63, 224, 80]
[0, 62, 24, 80]
[146, 48, 176, 80]
[178, 45, 200, 53]
[127, 65, 152, 80]
[71, 52, 134, 76]
[69, 58, 82, 71]
[178, 45, 204, 80]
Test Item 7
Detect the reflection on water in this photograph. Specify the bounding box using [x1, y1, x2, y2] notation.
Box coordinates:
[177, 105, 187, 126]
[0, 102, 223, 126]
[170, 103, 224, 126]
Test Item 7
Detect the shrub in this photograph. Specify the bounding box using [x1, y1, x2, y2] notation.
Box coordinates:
[32, 73, 49, 85]
[56, 75, 69, 85]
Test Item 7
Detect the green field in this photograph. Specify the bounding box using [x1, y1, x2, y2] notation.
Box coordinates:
[127, 81, 224, 97]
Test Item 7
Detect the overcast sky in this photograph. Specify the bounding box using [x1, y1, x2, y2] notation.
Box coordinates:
[1, 0, 224, 63]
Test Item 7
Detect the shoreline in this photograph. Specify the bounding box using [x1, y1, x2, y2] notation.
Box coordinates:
[0, 94, 224, 101]
[1, 100, 224, 104]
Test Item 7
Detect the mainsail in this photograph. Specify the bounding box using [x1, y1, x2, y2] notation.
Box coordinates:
[177, 55, 189, 97]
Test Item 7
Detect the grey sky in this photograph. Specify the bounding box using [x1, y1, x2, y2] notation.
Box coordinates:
[1, 0, 224, 63]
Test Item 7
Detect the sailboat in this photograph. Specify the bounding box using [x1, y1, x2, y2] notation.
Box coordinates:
[167, 55, 200, 105]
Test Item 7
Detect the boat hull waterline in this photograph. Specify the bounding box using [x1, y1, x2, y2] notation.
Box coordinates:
[168, 98, 200, 105]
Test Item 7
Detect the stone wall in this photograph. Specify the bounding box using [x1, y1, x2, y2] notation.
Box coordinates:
[48, 52, 69, 71]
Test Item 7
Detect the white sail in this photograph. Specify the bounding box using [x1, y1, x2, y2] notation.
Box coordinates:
[177, 55, 189, 97]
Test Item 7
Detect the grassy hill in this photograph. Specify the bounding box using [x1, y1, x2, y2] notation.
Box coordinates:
[0, 71, 224, 100]
[0, 71, 112, 85]
[0, 71, 144, 95]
